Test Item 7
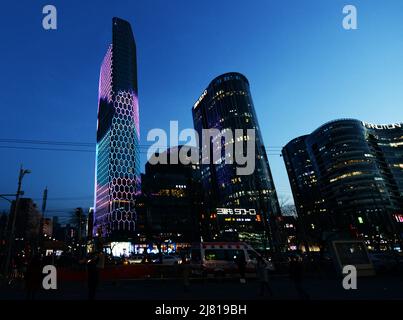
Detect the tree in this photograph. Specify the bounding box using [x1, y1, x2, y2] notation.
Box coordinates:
[70, 208, 87, 258]
[70, 208, 86, 243]
[0, 212, 8, 238]
[26, 206, 41, 241]
[0, 212, 8, 254]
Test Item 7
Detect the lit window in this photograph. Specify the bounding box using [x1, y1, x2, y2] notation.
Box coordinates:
[329, 171, 363, 183]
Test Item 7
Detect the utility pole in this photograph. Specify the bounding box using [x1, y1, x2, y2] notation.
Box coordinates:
[3, 165, 31, 277]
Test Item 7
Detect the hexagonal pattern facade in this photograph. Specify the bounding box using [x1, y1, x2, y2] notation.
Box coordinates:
[94, 18, 140, 239]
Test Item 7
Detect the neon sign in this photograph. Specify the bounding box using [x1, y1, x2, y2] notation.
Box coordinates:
[362, 122, 402, 130]
[217, 208, 257, 216]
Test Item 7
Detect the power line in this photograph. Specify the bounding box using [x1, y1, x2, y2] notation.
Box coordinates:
[31, 196, 94, 201]
[0, 138, 284, 149]
[0, 139, 94, 147]
[0, 145, 283, 156]
[0, 145, 94, 153]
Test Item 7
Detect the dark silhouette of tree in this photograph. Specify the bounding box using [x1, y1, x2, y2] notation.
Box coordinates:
[70, 208, 87, 257]
[70, 208, 86, 242]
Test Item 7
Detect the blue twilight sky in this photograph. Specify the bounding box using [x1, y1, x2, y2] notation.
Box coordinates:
[0, 0, 402, 221]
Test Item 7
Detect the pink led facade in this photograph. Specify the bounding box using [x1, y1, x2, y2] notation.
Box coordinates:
[98, 45, 113, 104]
[94, 18, 140, 239]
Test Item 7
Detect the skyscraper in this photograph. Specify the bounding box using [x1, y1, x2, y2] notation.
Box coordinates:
[140, 146, 202, 248]
[282, 119, 403, 250]
[192, 72, 281, 250]
[94, 18, 140, 240]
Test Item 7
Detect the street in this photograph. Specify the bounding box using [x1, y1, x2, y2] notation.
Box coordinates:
[1, 274, 403, 300]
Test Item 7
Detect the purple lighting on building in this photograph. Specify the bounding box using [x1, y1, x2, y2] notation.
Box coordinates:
[94, 18, 140, 238]
[98, 45, 113, 103]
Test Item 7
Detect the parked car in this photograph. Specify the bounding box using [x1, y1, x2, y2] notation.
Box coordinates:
[190, 242, 274, 277]
[105, 256, 126, 266]
[127, 254, 144, 264]
[152, 255, 182, 265]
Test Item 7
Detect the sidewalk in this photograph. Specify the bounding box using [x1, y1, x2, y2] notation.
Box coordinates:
[1, 274, 403, 300]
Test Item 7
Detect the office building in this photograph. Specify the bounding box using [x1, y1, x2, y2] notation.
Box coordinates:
[192, 72, 281, 250]
[140, 146, 202, 252]
[94, 18, 140, 240]
[283, 119, 403, 250]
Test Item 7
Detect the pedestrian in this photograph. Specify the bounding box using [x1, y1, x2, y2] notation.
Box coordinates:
[25, 255, 42, 300]
[87, 253, 100, 300]
[289, 255, 309, 300]
[8, 257, 20, 285]
[182, 256, 190, 292]
[20, 259, 28, 281]
[256, 255, 273, 297]
[235, 253, 247, 284]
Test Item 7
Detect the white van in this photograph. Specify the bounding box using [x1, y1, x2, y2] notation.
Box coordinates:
[190, 242, 274, 277]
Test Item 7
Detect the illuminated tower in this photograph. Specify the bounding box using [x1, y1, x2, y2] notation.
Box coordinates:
[192, 72, 281, 250]
[94, 17, 140, 239]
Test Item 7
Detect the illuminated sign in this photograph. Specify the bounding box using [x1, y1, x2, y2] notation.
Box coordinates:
[362, 122, 402, 130]
[193, 90, 207, 109]
[217, 208, 257, 216]
[225, 217, 252, 222]
[110, 242, 133, 257]
[394, 214, 403, 223]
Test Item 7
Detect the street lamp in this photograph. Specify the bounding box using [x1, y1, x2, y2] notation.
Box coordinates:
[2, 166, 31, 278]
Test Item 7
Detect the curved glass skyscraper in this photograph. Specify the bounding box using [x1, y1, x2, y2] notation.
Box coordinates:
[283, 119, 403, 250]
[94, 18, 140, 239]
[192, 72, 280, 250]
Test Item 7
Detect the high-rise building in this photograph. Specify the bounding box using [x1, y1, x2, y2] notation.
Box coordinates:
[139, 146, 202, 251]
[192, 72, 281, 250]
[9, 198, 41, 247]
[282, 119, 403, 250]
[94, 18, 140, 240]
